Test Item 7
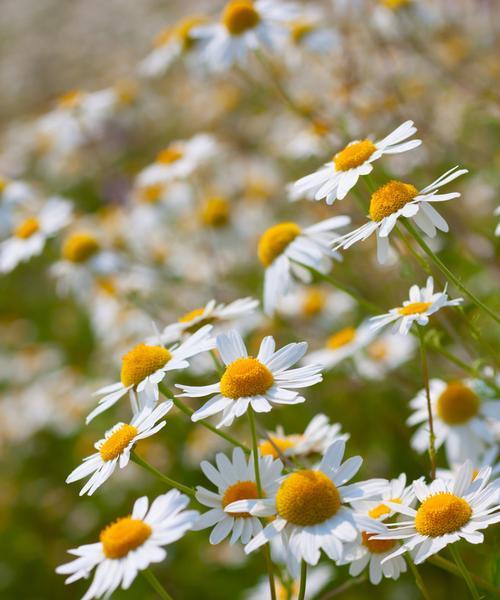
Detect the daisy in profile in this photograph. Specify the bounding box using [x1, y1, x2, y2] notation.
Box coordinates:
[257, 216, 351, 315]
[333, 166, 468, 263]
[0, 197, 72, 273]
[225, 440, 384, 576]
[353, 331, 416, 379]
[408, 378, 499, 465]
[369, 276, 463, 335]
[87, 324, 214, 423]
[67, 402, 172, 496]
[193, 447, 283, 545]
[293, 121, 421, 205]
[56, 490, 198, 600]
[375, 461, 500, 564]
[177, 330, 323, 428]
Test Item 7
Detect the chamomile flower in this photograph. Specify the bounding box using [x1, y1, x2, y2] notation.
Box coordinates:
[193, 447, 283, 545]
[495, 206, 500, 237]
[56, 490, 198, 600]
[287, 9, 339, 56]
[408, 378, 500, 465]
[225, 440, 384, 576]
[67, 402, 172, 496]
[369, 276, 463, 335]
[257, 216, 351, 315]
[277, 285, 355, 322]
[353, 331, 416, 379]
[293, 121, 421, 205]
[0, 197, 72, 273]
[333, 166, 468, 263]
[177, 330, 323, 428]
[87, 325, 215, 423]
[376, 461, 500, 564]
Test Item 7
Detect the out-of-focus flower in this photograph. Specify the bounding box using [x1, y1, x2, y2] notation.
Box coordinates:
[354, 331, 416, 379]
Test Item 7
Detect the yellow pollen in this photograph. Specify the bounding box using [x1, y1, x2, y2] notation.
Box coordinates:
[276, 470, 341, 526]
[157, 147, 183, 164]
[199, 197, 230, 228]
[62, 232, 100, 263]
[397, 301, 432, 316]
[179, 307, 206, 323]
[15, 217, 39, 239]
[290, 21, 315, 44]
[436, 381, 480, 425]
[100, 517, 152, 559]
[222, 0, 260, 35]
[220, 357, 274, 399]
[139, 184, 163, 204]
[361, 531, 397, 554]
[334, 139, 377, 171]
[58, 90, 82, 109]
[175, 15, 206, 49]
[367, 340, 388, 361]
[368, 498, 401, 520]
[369, 180, 419, 222]
[302, 288, 326, 317]
[120, 344, 172, 387]
[326, 327, 356, 349]
[222, 481, 260, 517]
[415, 493, 472, 537]
[100, 424, 138, 461]
[259, 436, 296, 459]
[257, 222, 301, 267]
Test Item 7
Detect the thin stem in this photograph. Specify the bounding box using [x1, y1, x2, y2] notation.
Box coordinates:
[142, 568, 174, 600]
[131, 451, 196, 498]
[298, 561, 307, 600]
[417, 328, 437, 480]
[449, 546, 481, 600]
[406, 555, 433, 600]
[317, 575, 366, 600]
[429, 555, 500, 597]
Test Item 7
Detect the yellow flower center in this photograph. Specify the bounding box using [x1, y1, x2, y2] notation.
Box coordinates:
[0, 176, 8, 192]
[369, 180, 419, 222]
[259, 436, 296, 459]
[100, 517, 152, 559]
[175, 15, 206, 50]
[381, 0, 411, 10]
[397, 301, 432, 316]
[326, 327, 356, 349]
[100, 424, 138, 461]
[220, 357, 274, 399]
[179, 307, 206, 323]
[334, 140, 377, 171]
[257, 222, 301, 267]
[436, 381, 480, 425]
[120, 344, 172, 387]
[415, 493, 472, 537]
[368, 498, 401, 520]
[361, 531, 397, 554]
[366, 340, 388, 361]
[157, 147, 183, 164]
[139, 184, 164, 204]
[62, 232, 100, 263]
[222, 481, 260, 517]
[302, 288, 326, 317]
[290, 21, 315, 44]
[222, 0, 260, 35]
[276, 470, 341, 526]
[15, 217, 40, 239]
[58, 90, 82, 109]
[200, 197, 230, 228]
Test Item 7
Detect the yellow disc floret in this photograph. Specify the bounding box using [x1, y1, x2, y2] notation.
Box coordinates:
[361, 531, 397, 554]
[139, 184, 164, 204]
[302, 288, 326, 317]
[175, 15, 206, 50]
[436, 381, 480, 425]
[222, 0, 260, 35]
[222, 481, 260, 517]
[290, 21, 315, 44]
[15, 217, 40, 239]
[259, 436, 296, 459]
[179, 307, 206, 323]
[369, 180, 419, 222]
[257, 222, 301, 267]
[100, 424, 138, 461]
[368, 498, 401, 520]
[220, 357, 274, 399]
[397, 301, 432, 316]
[326, 327, 356, 349]
[100, 517, 152, 559]
[276, 470, 341, 526]
[62, 232, 100, 263]
[157, 147, 183, 164]
[334, 140, 377, 171]
[120, 344, 172, 387]
[415, 493, 472, 537]
[200, 197, 230, 228]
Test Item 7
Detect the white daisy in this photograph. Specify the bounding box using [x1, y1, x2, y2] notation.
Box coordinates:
[257, 216, 351, 316]
[287, 8, 339, 56]
[0, 175, 36, 235]
[87, 324, 215, 423]
[0, 197, 72, 273]
[193, 447, 283, 545]
[437, 446, 500, 482]
[293, 121, 421, 205]
[333, 166, 468, 263]
[408, 378, 500, 465]
[67, 402, 172, 496]
[277, 285, 355, 323]
[177, 329, 323, 428]
[375, 461, 500, 564]
[245, 563, 332, 600]
[56, 490, 199, 600]
[369, 276, 463, 335]
[225, 440, 385, 576]
[353, 331, 416, 379]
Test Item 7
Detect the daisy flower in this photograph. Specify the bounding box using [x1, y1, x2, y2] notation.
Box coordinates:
[56, 490, 198, 600]
[277, 285, 355, 322]
[177, 330, 323, 428]
[375, 461, 500, 564]
[0, 197, 72, 273]
[287, 9, 339, 56]
[293, 121, 421, 205]
[437, 446, 500, 481]
[353, 331, 416, 379]
[193, 447, 283, 545]
[0, 175, 36, 235]
[369, 276, 463, 335]
[225, 440, 384, 576]
[408, 378, 500, 465]
[333, 165, 468, 263]
[87, 324, 214, 423]
[67, 402, 172, 496]
[193, 0, 298, 71]
[257, 216, 351, 315]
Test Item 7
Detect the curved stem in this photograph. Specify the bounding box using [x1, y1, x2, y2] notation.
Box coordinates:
[428, 555, 500, 597]
[142, 568, 174, 600]
[131, 451, 196, 499]
[449, 546, 481, 600]
[406, 555, 433, 600]
[417, 328, 437, 480]
[298, 561, 308, 600]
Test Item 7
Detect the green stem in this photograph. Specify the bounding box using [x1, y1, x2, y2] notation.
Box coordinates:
[317, 575, 366, 600]
[298, 561, 307, 600]
[429, 555, 500, 597]
[417, 328, 437, 480]
[131, 451, 196, 498]
[406, 555, 433, 600]
[142, 568, 174, 600]
[449, 546, 481, 600]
